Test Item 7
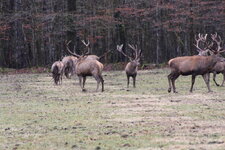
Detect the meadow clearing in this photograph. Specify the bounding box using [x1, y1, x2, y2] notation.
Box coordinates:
[1, 69, 225, 150]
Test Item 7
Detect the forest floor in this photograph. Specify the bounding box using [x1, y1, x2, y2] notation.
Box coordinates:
[1, 69, 225, 150]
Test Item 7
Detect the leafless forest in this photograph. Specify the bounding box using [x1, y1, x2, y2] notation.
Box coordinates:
[0, 0, 224, 68]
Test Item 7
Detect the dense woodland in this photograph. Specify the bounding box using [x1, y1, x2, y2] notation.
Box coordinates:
[0, 0, 224, 68]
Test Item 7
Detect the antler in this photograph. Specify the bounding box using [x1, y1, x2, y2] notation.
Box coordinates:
[81, 40, 90, 47]
[98, 50, 111, 60]
[81, 40, 91, 55]
[128, 44, 142, 60]
[211, 32, 223, 52]
[116, 44, 132, 61]
[194, 33, 208, 52]
[65, 40, 80, 57]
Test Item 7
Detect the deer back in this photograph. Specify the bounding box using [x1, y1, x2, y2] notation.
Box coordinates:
[169, 55, 220, 75]
[51, 61, 64, 74]
[75, 59, 103, 76]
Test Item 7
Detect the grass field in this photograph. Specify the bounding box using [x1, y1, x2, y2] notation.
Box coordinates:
[1, 68, 225, 150]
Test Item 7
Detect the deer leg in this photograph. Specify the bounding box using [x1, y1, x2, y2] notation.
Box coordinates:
[94, 76, 101, 92]
[56, 74, 60, 85]
[202, 73, 212, 92]
[99, 75, 104, 92]
[221, 73, 225, 86]
[167, 74, 172, 93]
[190, 75, 196, 93]
[171, 74, 179, 93]
[78, 76, 84, 91]
[213, 72, 220, 86]
[65, 67, 68, 78]
[60, 74, 62, 85]
[82, 76, 86, 90]
[167, 72, 174, 93]
[133, 75, 136, 88]
[127, 75, 130, 88]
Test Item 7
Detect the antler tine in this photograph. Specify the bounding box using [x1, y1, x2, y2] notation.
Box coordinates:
[194, 34, 203, 52]
[194, 33, 209, 52]
[65, 40, 80, 57]
[81, 40, 90, 47]
[116, 44, 132, 61]
[135, 45, 139, 59]
[211, 32, 223, 52]
[128, 44, 138, 59]
[81, 39, 91, 55]
[128, 44, 136, 50]
[98, 49, 112, 60]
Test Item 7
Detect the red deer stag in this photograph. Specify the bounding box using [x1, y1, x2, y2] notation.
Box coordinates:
[62, 56, 77, 79]
[116, 44, 142, 88]
[51, 61, 64, 85]
[208, 33, 225, 86]
[168, 33, 225, 93]
[66, 41, 104, 92]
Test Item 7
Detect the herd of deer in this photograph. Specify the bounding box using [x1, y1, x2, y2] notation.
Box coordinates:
[51, 33, 225, 93]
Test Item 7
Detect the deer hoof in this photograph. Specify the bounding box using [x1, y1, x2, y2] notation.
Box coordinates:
[82, 89, 87, 92]
[168, 88, 171, 93]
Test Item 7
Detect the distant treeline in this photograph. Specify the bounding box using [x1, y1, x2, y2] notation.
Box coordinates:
[0, 0, 224, 68]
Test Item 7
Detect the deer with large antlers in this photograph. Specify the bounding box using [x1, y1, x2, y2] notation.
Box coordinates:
[208, 33, 225, 86]
[62, 56, 77, 79]
[66, 40, 104, 92]
[168, 33, 225, 93]
[116, 44, 142, 88]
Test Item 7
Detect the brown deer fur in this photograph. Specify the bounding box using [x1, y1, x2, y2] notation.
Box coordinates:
[75, 58, 104, 92]
[116, 44, 141, 88]
[66, 40, 104, 92]
[211, 61, 225, 86]
[168, 33, 224, 93]
[125, 61, 139, 88]
[51, 61, 64, 85]
[208, 33, 225, 86]
[62, 56, 77, 78]
[168, 54, 222, 93]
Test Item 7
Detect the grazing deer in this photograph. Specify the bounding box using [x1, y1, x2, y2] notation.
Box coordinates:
[51, 61, 64, 85]
[168, 33, 225, 93]
[208, 33, 225, 86]
[66, 41, 104, 92]
[62, 56, 77, 79]
[116, 44, 142, 88]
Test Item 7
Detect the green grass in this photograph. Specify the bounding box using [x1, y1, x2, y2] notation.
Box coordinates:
[1, 69, 225, 149]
